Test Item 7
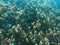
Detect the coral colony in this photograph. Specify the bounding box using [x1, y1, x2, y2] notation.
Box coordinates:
[0, 0, 60, 45]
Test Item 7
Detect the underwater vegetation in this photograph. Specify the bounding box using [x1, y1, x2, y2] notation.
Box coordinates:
[0, 0, 60, 45]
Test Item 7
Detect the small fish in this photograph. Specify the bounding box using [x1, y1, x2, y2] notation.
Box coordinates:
[0, 17, 4, 20]
[5, 24, 12, 28]
[0, 7, 2, 12]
